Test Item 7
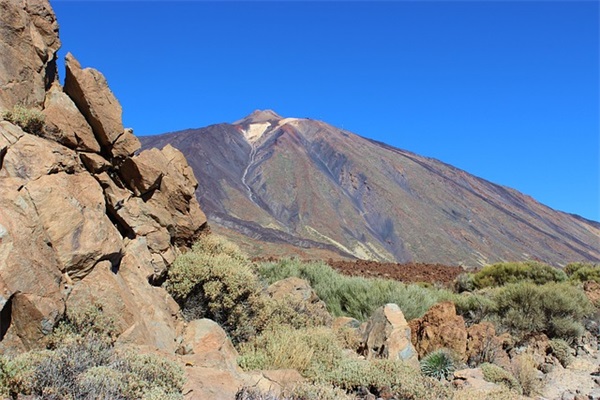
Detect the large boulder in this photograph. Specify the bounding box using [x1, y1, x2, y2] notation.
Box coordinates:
[409, 301, 468, 361]
[0, 129, 82, 181]
[0, 0, 60, 111]
[63, 53, 127, 156]
[42, 82, 101, 152]
[360, 303, 419, 366]
[25, 172, 123, 281]
[0, 177, 65, 354]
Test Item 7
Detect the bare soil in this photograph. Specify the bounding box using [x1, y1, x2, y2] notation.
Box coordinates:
[327, 259, 465, 287]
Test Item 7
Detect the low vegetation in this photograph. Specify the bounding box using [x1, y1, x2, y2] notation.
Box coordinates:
[0, 305, 185, 400]
[420, 348, 458, 380]
[1, 104, 45, 135]
[257, 257, 453, 320]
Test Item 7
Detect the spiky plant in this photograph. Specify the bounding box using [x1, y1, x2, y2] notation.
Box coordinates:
[420, 349, 457, 380]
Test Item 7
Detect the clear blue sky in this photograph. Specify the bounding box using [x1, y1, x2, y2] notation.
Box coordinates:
[52, 1, 599, 222]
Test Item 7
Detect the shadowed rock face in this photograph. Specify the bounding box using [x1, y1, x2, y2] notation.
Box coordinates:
[141, 110, 600, 267]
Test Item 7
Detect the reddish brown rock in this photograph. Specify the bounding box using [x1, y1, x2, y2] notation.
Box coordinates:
[24, 172, 123, 281]
[0, 130, 82, 181]
[466, 322, 504, 366]
[42, 83, 100, 152]
[0, 177, 65, 354]
[409, 301, 468, 360]
[0, 0, 60, 111]
[119, 147, 169, 196]
[80, 152, 111, 174]
[63, 53, 123, 151]
[111, 128, 140, 160]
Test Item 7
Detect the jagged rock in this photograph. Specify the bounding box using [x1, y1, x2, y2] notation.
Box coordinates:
[0, 0, 60, 111]
[266, 277, 332, 326]
[24, 172, 123, 281]
[0, 177, 65, 354]
[0, 127, 82, 181]
[119, 147, 168, 196]
[80, 152, 111, 174]
[42, 83, 100, 152]
[111, 128, 140, 159]
[409, 301, 468, 361]
[63, 52, 123, 153]
[360, 303, 418, 366]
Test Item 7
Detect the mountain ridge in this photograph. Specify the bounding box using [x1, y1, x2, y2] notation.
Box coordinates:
[140, 110, 600, 266]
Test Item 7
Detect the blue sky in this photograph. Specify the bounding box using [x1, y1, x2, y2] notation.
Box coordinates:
[52, 1, 599, 222]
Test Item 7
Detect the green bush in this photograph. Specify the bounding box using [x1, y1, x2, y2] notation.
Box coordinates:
[165, 236, 266, 344]
[565, 262, 600, 283]
[472, 261, 566, 289]
[1, 104, 45, 135]
[452, 291, 497, 325]
[317, 359, 451, 399]
[493, 282, 593, 340]
[480, 363, 522, 394]
[549, 338, 573, 367]
[419, 349, 458, 380]
[257, 258, 452, 320]
[238, 325, 345, 376]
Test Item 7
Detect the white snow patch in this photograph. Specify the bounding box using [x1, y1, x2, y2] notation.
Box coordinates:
[242, 122, 271, 143]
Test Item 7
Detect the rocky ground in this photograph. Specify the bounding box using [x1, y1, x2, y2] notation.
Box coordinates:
[328, 259, 466, 287]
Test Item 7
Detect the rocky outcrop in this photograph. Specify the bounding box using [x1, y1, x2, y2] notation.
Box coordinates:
[359, 303, 418, 366]
[266, 277, 332, 326]
[409, 301, 468, 361]
[0, 0, 60, 111]
[0, 0, 206, 354]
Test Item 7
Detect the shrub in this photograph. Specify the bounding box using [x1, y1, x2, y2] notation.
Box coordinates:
[472, 261, 566, 289]
[318, 359, 451, 399]
[0, 306, 184, 400]
[453, 291, 497, 325]
[257, 258, 452, 320]
[510, 354, 542, 397]
[238, 325, 345, 376]
[165, 236, 266, 343]
[420, 349, 458, 380]
[493, 282, 593, 340]
[455, 272, 475, 293]
[549, 338, 573, 367]
[565, 262, 600, 283]
[480, 363, 522, 394]
[1, 104, 45, 135]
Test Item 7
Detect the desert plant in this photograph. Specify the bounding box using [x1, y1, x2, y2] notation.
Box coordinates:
[455, 272, 476, 293]
[238, 325, 345, 376]
[549, 338, 573, 367]
[493, 281, 593, 341]
[165, 236, 267, 343]
[419, 349, 458, 380]
[257, 258, 452, 320]
[472, 261, 566, 289]
[453, 291, 497, 325]
[510, 354, 542, 397]
[565, 262, 600, 283]
[480, 362, 522, 394]
[1, 104, 45, 135]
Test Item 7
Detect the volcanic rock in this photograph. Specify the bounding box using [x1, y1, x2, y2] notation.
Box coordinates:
[0, 0, 60, 111]
[409, 301, 468, 360]
[64, 52, 123, 154]
[360, 303, 418, 366]
[42, 82, 100, 152]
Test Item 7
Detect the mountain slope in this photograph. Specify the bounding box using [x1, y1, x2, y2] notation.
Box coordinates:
[140, 110, 600, 266]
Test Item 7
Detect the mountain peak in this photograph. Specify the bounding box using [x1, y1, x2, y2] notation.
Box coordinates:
[233, 109, 283, 125]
